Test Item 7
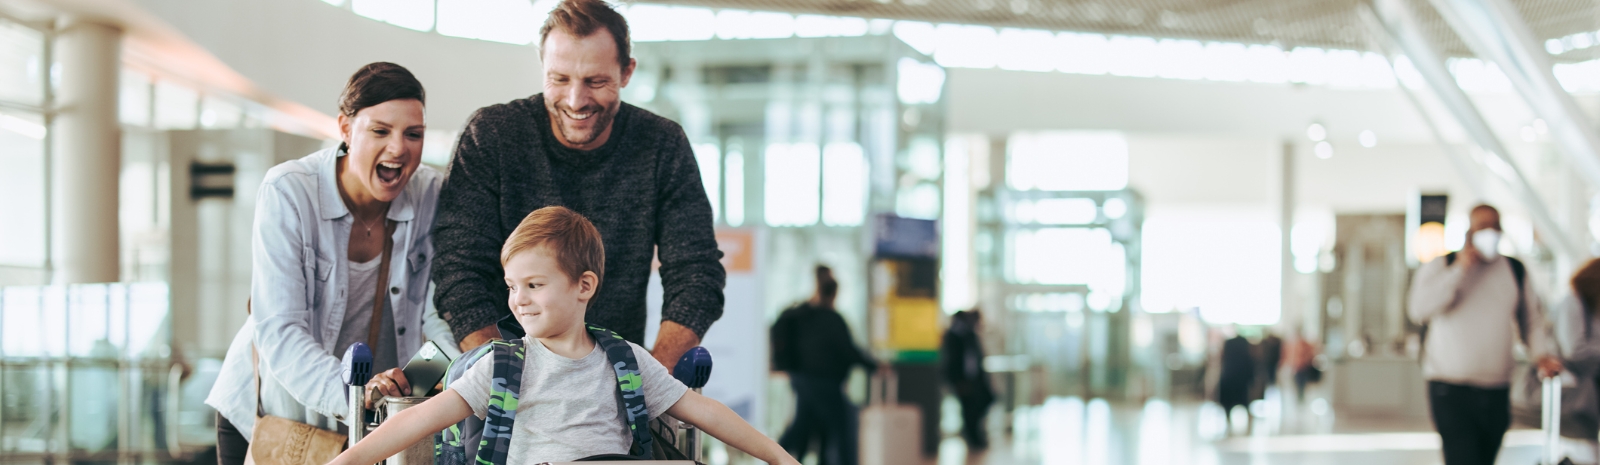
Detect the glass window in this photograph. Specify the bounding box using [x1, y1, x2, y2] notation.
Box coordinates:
[725, 143, 746, 227]
[821, 142, 866, 226]
[0, 21, 44, 106]
[692, 143, 720, 222]
[119, 70, 152, 127]
[153, 80, 198, 130]
[1007, 131, 1128, 191]
[0, 110, 47, 268]
[437, 0, 544, 45]
[200, 95, 242, 128]
[763, 142, 819, 227]
[353, 0, 436, 32]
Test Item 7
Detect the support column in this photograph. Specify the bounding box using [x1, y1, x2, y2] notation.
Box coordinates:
[1281, 141, 1296, 329]
[50, 18, 122, 284]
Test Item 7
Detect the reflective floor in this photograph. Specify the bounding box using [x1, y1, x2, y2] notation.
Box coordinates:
[928, 389, 1549, 465]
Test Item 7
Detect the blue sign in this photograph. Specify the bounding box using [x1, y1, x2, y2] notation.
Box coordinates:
[873, 214, 939, 259]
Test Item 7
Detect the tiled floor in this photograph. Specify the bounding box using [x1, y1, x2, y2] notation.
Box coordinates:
[930, 389, 1551, 465]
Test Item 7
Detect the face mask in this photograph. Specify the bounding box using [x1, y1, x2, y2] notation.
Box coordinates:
[1472, 229, 1501, 261]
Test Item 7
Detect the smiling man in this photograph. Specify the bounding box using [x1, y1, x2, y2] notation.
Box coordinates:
[431, 0, 724, 372]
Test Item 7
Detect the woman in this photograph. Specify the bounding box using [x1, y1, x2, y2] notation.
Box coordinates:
[1555, 258, 1600, 465]
[204, 62, 455, 465]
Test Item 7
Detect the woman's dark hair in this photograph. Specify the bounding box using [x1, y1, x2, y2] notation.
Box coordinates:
[337, 62, 425, 152]
[1574, 258, 1600, 317]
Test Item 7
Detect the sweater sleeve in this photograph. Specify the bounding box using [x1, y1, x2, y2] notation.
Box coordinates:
[431, 110, 512, 342]
[652, 125, 726, 339]
[1408, 256, 1468, 325]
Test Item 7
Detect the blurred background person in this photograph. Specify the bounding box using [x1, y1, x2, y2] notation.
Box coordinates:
[941, 308, 994, 450]
[1217, 325, 1256, 434]
[1258, 330, 1283, 397]
[1286, 329, 1322, 403]
[1409, 204, 1562, 465]
[1554, 258, 1600, 465]
[770, 265, 875, 465]
[203, 63, 449, 465]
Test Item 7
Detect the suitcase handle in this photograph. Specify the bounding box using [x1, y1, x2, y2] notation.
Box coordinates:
[1543, 375, 1562, 465]
[870, 368, 898, 406]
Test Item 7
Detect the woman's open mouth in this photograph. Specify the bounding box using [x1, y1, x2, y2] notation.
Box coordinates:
[376, 161, 403, 185]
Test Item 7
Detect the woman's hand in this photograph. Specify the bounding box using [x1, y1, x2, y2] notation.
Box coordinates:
[365, 368, 412, 409]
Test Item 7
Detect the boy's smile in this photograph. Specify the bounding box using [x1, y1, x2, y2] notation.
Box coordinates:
[503, 245, 599, 355]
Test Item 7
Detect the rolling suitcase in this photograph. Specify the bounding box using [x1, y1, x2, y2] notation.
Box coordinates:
[859, 370, 921, 465]
[1541, 375, 1577, 465]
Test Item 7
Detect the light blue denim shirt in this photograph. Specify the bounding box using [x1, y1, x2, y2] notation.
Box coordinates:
[205, 147, 455, 438]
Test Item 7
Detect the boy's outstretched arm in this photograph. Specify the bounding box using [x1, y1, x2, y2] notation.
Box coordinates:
[667, 391, 800, 465]
[327, 389, 475, 465]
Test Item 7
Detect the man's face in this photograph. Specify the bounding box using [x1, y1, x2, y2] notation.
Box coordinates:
[1468, 208, 1502, 238]
[541, 28, 634, 151]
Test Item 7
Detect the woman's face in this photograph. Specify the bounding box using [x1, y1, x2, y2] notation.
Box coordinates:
[338, 99, 425, 202]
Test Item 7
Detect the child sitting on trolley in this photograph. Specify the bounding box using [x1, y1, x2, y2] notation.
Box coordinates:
[328, 206, 799, 465]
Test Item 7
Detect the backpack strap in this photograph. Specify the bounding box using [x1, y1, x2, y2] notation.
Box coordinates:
[1509, 256, 1530, 345]
[434, 342, 502, 465]
[477, 340, 527, 465]
[586, 323, 654, 460]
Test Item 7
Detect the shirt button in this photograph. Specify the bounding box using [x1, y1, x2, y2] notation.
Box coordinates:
[398, 327, 406, 336]
[390, 287, 400, 295]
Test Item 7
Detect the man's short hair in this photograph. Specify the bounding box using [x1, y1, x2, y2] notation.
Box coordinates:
[540, 0, 631, 70]
[501, 206, 607, 293]
[816, 265, 837, 299]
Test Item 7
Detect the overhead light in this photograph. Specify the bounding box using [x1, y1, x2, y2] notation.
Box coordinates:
[1314, 141, 1334, 159]
[1307, 123, 1327, 142]
[1358, 130, 1377, 148]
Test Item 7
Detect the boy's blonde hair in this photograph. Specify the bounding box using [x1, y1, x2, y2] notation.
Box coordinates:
[501, 206, 606, 294]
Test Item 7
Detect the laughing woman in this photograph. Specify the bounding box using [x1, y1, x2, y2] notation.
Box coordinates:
[204, 62, 455, 465]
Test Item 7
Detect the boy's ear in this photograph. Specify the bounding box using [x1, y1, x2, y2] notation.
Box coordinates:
[578, 271, 599, 300]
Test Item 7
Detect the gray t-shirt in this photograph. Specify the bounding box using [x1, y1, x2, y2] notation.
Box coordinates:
[452, 336, 689, 463]
[336, 256, 399, 373]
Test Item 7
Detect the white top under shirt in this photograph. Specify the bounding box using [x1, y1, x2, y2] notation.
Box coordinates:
[451, 336, 689, 464]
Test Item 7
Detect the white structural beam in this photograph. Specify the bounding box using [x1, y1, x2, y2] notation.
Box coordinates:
[1429, 0, 1600, 192]
[1365, 0, 1578, 260]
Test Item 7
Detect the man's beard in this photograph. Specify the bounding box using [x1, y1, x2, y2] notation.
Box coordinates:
[552, 100, 618, 148]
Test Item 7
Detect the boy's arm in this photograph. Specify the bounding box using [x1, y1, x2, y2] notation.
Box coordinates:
[328, 389, 474, 465]
[666, 391, 799, 465]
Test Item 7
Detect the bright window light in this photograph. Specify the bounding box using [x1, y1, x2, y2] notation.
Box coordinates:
[764, 143, 820, 227]
[895, 182, 941, 220]
[1155, 39, 1207, 80]
[1201, 41, 1249, 82]
[693, 143, 721, 222]
[437, 0, 541, 45]
[1009, 228, 1124, 291]
[1007, 131, 1129, 191]
[1106, 35, 1160, 78]
[715, 10, 795, 40]
[353, 0, 435, 32]
[1141, 208, 1281, 324]
[897, 58, 945, 105]
[1449, 58, 1513, 92]
[1287, 47, 1330, 86]
[932, 24, 999, 69]
[625, 5, 716, 42]
[795, 15, 868, 38]
[821, 142, 867, 226]
[0, 112, 46, 139]
[725, 148, 745, 227]
[1032, 198, 1100, 224]
[1555, 59, 1600, 93]
[892, 21, 938, 55]
[907, 136, 943, 180]
[943, 136, 975, 313]
[996, 28, 1058, 72]
[1244, 44, 1290, 83]
[1057, 32, 1112, 75]
[421, 129, 458, 166]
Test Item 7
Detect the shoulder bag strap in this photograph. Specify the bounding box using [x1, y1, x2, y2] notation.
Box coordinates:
[586, 323, 654, 460]
[367, 220, 397, 349]
[476, 339, 526, 465]
[1509, 257, 1530, 345]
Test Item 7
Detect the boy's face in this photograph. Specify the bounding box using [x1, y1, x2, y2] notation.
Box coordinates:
[503, 246, 597, 340]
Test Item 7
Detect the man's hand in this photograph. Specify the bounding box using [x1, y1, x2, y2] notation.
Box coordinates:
[1538, 356, 1565, 379]
[653, 321, 701, 375]
[1459, 239, 1482, 271]
[458, 325, 502, 354]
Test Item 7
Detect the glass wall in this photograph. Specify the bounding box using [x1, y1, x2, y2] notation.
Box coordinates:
[0, 18, 48, 285]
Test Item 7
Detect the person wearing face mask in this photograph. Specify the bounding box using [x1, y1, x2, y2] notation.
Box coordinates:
[1409, 204, 1564, 465]
[204, 62, 455, 465]
[432, 0, 724, 371]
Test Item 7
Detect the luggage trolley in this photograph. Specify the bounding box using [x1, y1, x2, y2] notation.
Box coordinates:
[341, 342, 714, 465]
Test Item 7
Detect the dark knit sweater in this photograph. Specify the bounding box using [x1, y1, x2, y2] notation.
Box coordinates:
[431, 94, 725, 344]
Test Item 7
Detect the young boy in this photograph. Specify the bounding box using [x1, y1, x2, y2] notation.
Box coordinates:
[329, 206, 799, 465]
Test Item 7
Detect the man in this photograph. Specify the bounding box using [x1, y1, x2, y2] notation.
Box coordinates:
[432, 0, 724, 371]
[770, 266, 874, 465]
[1409, 204, 1562, 465]
[940, 309, 994, 449]
[1216, 327, 1254, 434]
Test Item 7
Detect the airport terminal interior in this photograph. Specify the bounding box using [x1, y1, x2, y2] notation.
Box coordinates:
[10, 0, 1600, 464]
